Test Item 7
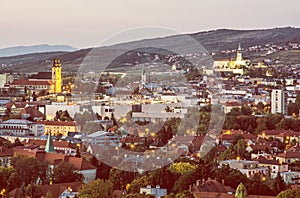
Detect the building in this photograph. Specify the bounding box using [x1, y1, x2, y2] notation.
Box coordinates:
[276, 151, 300, 164]
[212, 43, 250, 75]
[0, 119, 44, 136]
[82, 131, 120, 147]
[52, 58, 62, 93]
[190, 178, 234, 198]
[271, 89, 288, 114]
[140, 186, 167, 198]
[14, 149, 96, 184]
[36, 120, 80, 137]
[280, 171, 300, 184]
[10, 79, 54, 95]
[220, 159, 269, 178]
[256, 156, 289, 178]
[0, 73, 13, 88]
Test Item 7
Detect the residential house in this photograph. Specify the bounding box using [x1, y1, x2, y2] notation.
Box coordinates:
[276, 151, 300, 164]
[220, 159, 269, 178]
[190, 178, 234, 198]
[256, 156, 289, 178]
[140, 185, 167, 198]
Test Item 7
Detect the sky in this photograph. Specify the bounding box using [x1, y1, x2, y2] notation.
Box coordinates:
[0, 0, 299, 49]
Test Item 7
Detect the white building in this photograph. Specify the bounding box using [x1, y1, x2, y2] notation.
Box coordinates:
[0, 119, 44, 136]
[140, 186, 167, 198]
[82, 131, 120, 147]
[280, 171, 300, 184]
[220, 159, 269, 178]
[271, 89, 288, 114]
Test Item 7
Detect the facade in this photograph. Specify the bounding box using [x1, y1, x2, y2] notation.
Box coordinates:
[0, 73, 13, 88]
[280, 171, 300, 184]
[271, 89, 287, 114]
[52, 58, 62, 94]
[220, 160, 269, 178]
[82, 131, 120, 147]
[36, 120, 80, 137]
[10, 79, 54, 94]
[257, 157, 289, 178]
[140, 186, 167, 198]
[0, 119, 44, 136]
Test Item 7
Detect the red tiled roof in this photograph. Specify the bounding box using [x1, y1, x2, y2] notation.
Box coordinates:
[256, 156, 287, 165]
[20, 106, 45, 118]
[13, 148, 96, 171]
[9, 182, 82, 198]
[0, 147, 13, 157]
[23, 139, 77, 149]
[36, 120, 77, 127]
[191, 178, 234, 193]
[277, 151, 300, 159]
[220, 133, 256, 141]
[10, 79, 53, 86]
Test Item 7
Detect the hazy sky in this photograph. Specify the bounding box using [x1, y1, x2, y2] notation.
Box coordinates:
[0, 0, 299, 49]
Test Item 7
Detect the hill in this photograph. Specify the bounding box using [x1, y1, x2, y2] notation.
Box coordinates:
[1, 27, 300, 73]
[0, 44, 77, 58]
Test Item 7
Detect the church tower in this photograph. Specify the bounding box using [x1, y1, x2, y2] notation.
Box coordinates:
[45, 133, 56, 153]
[141, 64, 146, 85]
[236, 43, 243, 62]
[52, 58, 62, 93]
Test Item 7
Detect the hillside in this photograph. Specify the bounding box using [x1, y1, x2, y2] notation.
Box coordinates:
[1, 27, 300, 74]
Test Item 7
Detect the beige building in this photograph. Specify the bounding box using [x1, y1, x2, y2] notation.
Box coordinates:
[36, 120, 80, 137]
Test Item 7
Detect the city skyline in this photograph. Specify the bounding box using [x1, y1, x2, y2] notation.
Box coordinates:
[0, 0, 299, 49]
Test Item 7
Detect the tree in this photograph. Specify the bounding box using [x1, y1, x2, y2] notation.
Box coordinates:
[128, 174, 152, 194]
[25, 183, 43, 198]
[273, 173, 287, 195]
[78, 179, 113, 198]
[109, 168, 135, 190]
[45, 191, 54, 198]
[235, 183, 247, 198]
[122, 194, 155, 198]
[277, 189, 300, 198]
[0, 166, 15, 191]
[168, 162, 196, 175]
[52, 162, 83, 184]
[150, 167, 179, 193]
[10, 155, 48, 186]
[174, 190, 195, 198]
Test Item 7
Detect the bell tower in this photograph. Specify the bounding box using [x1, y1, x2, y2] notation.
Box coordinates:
[52, 58, 62, 93]
[236, 43, 243, 62]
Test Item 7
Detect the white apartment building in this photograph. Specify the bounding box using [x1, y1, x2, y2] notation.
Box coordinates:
[0, 119, 44, 136]
[271, 89, 288, 114]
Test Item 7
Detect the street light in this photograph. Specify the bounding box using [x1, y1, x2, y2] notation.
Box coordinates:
[0, 189, 5, 198]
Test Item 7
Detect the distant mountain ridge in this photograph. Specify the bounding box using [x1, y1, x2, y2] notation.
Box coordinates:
[1, 27, 300, 73]
[0, 44, 77, 57]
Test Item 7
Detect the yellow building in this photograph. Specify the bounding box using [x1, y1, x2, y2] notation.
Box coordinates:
[52, 58, 62, 93]
[213, 43, 250, 70]
[37, 120, 80, 137]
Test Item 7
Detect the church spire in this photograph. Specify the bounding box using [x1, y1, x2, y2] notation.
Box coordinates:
[45, 132, 56, 153]
[236, 43, 243, 62]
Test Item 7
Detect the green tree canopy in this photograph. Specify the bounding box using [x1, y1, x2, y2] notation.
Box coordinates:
[52, 162, 83, 184]
[78, 179, 113, 198]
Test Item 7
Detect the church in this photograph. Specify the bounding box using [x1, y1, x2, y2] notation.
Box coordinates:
[9, 58, 62, 95]
[212, 43, 250, 75]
